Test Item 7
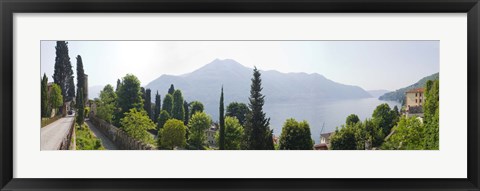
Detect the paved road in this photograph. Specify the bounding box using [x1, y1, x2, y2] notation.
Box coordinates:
[85, 119, 119, 150]
[41, 115, 75, 150]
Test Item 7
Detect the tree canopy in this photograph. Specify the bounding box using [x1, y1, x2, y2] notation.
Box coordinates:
[189, 101, 204, 117]
[120, 108, 156, 145]
[278, 118, 313, 150]
[172, 89, 185, 121]
[159, 119, 187, 149]
[53, 41, 74, 102]
[346, 114, 360, 125]
[162, 94, 174, 116]
[244, 67, 274, 150]
[116, 74, 143, 126]
[219, 87, 225, 150]
[226, 102, 250, 126]
[96, 84, 117, 123]
[216, 116, 244, 150]
[188, 112, 212, 149]
[41, 74, 49, 117]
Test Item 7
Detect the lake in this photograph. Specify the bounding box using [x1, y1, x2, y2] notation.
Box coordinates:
[264, 98, 401, 144]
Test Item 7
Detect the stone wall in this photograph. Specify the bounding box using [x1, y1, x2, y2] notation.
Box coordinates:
[90, 116, 155, 150]
[59, 119, 74, 150]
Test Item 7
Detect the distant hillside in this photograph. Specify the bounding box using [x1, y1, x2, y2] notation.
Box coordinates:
[379, 73, 439, 104]
[367, 89, 390, 98]
[145, 59, 372, 120]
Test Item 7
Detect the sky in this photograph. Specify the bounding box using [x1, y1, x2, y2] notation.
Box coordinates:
[40, 41, 439, 91]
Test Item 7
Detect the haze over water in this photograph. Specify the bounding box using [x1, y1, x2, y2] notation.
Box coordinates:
[265, 97, 401, 144]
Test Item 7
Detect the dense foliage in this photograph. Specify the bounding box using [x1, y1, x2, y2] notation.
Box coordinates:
[41, 74, 49, 117]
[226, 102, 250, 126]
[154, 91, 161, 124]
[162, 94, 174, 116]
[187, 112, 212, 149]
[172, 90, 185, 121]
[219, 87, 225, 150]
[189, 101, 204, 117]
[279, 118, 313, 150]
[216, 116, 244, 150]
[53, 41, 75, 102]
[96, 84, 117, 123]
[382, 116, 424, 150]
[116, 74, 144, 126]
[157, 110, 171, 130]
[244, 67, 274, 150]
[159, 119, 187, 149]
[49, 83, 63, 115]
[75, 123, 104, 150]
[120, 108, 156, 145]
[423, 80, 440, 149]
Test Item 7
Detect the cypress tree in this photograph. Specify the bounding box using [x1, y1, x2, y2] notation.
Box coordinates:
[76, 55, 85, 106]
[245, 67, 273, 150]
[116, 79, 121, 93]
[144, 88, 152, 119]
[53, 41, 74, 102]
[172, 89, 185, 121]
[168, 84, 175, 95]
[183, 100, 190, 125]
[154, 91, 161, 122]
[219, 86, 225, 150]
[41, 73, 49, 117]
[76, 88, 85, 126]
[162, 94, 174, 116]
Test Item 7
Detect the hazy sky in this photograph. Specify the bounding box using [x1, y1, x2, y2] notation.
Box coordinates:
[40, 41, 439, 91]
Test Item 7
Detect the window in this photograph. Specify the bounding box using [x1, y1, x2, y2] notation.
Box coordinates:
[415, 93, 418, 97]
[415, 99, 417, 103]
[419, 99, 422, 103]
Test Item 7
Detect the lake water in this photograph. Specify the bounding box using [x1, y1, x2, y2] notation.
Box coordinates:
[264, 98, 401, 144]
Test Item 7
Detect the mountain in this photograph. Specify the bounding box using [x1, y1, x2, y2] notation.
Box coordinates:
[367, 89, 390, 98]
[145, 59, 371, 120]
[88, 85, 104, 100]
[379, 72, 439, 103]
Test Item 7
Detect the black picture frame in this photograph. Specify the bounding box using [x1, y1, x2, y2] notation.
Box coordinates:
[1, 0, 479, 190]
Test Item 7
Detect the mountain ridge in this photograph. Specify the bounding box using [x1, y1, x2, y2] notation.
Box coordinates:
[145, 59, 372, 120]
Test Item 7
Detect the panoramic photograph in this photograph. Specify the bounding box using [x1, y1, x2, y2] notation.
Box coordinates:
[40, 41, 439, 150]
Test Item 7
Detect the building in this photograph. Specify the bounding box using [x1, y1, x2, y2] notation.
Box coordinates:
[405, 88, 424, 117]
[206, 124, 218, 147]
[314, 132, 334, 150]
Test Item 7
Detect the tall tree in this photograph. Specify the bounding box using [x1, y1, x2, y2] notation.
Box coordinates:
[244, 67, 273, 150]
[159, 119, 186, 149]
[372, 103, 396, 137]
[53, 41, 74, 102]
[49, 83, 63, 116]
[41, 74, 49, 117]
[115, 79, 121, 93]
[188, 112, 212, 149]
[76, 55, 85, 107]
[219, 86, 225, 150]
[183, 100, 190, 125]
[144, 88, 152, 119]
[346, 114, 360, 125]
[67, 76, 75, 102]
[115, 74, 143, 126]
[423, 80, 439, 149]
[121, 108, 156, 144]
[157, 110, 171, 130]
[172, 89, 185, 121]
[216, 116, 244, 150]
[168, 84, 175, 95]
[154, 91, 161, 122]
[96, 84, 117, 123]
[76, 88, 85, 125]
[279, 118, 313, 150]
[162, 94, 174, 116]
[226, 102, 250, 126]
[189, 101, 204, 117]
